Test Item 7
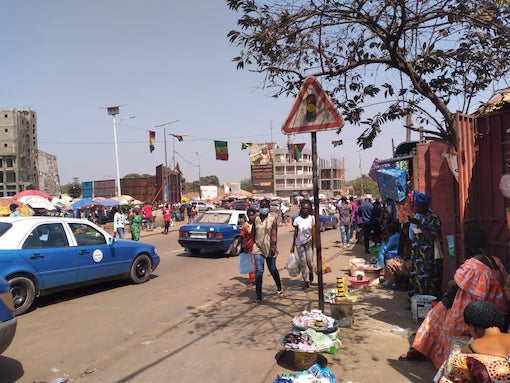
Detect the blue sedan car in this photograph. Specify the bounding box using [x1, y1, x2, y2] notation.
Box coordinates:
[0, 275, 16, 354]
[292, 206, 339, 231]
[178, 210, 248, 255]
[0, 217, 160, 315]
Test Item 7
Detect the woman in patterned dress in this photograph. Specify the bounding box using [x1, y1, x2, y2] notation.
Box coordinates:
[400, 228, 508, 368]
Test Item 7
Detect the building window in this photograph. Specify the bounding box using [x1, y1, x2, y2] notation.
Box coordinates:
[4, 128, 7, 132]
[0, 159, 2, 167]
[3, 144, 6, 148]
[6, 172, 15, 182]
[6, 159, 13, 167]
[3, 114, 7, 118]
[0, 173, 3, 183]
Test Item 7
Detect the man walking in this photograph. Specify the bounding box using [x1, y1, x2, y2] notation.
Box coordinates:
[251, 198, 283, 303]
[357, 198, 374, 253]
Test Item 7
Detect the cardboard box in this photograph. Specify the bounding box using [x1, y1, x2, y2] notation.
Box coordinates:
[411, 295, 436, 322]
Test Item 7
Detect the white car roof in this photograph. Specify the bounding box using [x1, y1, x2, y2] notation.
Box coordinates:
[0, 217, 110, 249]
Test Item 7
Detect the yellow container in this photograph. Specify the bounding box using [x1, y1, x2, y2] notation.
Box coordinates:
[294, 351, 318, 370]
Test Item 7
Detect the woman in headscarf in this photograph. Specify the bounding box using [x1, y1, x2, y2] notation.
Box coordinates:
[407, 192, 443, 300]
[399, 228, 508, 368]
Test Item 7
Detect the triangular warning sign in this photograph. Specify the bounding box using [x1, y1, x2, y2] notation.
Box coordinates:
[282, 76, 344, 134]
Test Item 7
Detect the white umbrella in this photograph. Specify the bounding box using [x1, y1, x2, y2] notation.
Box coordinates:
[18, 196, 56, 211]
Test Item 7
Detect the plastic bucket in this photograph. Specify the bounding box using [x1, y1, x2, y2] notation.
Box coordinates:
[349, 258, 366, 277]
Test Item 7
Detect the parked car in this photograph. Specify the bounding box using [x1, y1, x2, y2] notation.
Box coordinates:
[178, 210, 248, 255]
[0, 275, 16, 354]
[0, 217, 161, 315]
[224, 200, 250, 210]
[191, 201, 216, 212]
[291, 205, 339, 231]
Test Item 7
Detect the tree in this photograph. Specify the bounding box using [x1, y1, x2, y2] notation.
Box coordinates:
[240, 178, 252, 192]
[61, 177, 82, 198]
[227, 0, 510, 149]
[123, 173, 153, 179]
[349, 175, 379, 197]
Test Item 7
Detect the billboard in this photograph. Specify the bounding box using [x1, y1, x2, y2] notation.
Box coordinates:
[249, 143, 274, 194]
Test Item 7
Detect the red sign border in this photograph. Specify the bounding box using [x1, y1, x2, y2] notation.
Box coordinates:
[282, 76, 344, 134]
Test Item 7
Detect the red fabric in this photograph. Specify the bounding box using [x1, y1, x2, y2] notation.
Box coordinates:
[142, 204, 153, 218]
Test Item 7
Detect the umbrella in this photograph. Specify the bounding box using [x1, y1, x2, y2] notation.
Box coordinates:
[112, 196, 131, 205]
[51, 197, 71, 209]
[13, 189, 52, 201]
[17, 196, 56, 211]
[93, 198, 119, 207]
[181, 197, 190, 203]
[0, 197, 33, 216]
[71, 198, 93, 210]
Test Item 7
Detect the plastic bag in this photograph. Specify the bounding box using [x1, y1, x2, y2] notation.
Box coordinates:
[238, 252, 254, 274]
[286, 252, 300, 277]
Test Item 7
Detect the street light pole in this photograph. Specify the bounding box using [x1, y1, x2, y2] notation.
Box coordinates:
[196, 152, 201, 199]
[358, 149, 365, 197]
[154, 120, 179, 204]
[106, 106, 122, 199]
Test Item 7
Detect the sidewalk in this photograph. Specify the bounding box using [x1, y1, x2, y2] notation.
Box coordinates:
[78, 232, 437, 383]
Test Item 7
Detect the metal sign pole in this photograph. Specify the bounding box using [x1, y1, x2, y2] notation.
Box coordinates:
[311, 132, 324, 312]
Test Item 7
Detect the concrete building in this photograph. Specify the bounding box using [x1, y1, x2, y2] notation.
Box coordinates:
[0, 109, 60, 197]
[273, 146, 346, 199]
[0, 109, 38, 197]
[319, 157, 345, 197]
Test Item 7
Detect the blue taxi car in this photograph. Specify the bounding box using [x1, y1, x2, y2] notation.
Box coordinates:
[178, 210, 248, 255]
[0, 217, 160, 315]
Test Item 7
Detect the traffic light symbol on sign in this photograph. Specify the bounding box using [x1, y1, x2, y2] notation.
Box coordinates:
[306, 93, 317, 122]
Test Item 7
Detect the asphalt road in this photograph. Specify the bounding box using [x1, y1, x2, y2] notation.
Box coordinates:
[0, 217, 437, 382]
[0, 221, 302, 382]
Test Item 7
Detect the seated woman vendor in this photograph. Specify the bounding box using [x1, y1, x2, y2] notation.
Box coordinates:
[434, 300, 510, 382]
[376, 221, 400, 268]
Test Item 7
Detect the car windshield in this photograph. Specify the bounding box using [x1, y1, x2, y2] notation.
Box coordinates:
[0, 222, 12, 238]
[196, 212, 232, 224]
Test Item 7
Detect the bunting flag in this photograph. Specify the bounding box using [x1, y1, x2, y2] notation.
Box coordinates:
[175, 162, 183, 175]
[215, 140, 229, 161]
[241, 142, 252, 150]
[332, 140, 343, 147]
[171, 134, 183, 142]
[149, 131, 156, 153]
[288, 143, 306, 162]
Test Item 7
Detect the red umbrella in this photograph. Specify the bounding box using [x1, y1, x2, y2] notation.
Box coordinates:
[13, 190, 52, 201]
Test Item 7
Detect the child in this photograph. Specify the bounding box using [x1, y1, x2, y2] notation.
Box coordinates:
[239, 208, 257, 286]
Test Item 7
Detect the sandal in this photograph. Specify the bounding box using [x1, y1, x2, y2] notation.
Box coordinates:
[398, 349, 426, 361]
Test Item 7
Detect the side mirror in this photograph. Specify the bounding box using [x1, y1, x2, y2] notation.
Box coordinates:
[108, 237, 116, 246]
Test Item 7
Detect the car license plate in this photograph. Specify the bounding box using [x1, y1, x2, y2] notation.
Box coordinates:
[190, 232, 207, 238]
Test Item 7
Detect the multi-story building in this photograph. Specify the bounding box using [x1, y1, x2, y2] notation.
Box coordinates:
[272, 146, 346, 199]
[319, 157, 345, 197]
[0, 109, 38, 197]
[273, 146, 313, 198]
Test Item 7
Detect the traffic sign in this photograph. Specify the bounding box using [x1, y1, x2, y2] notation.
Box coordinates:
[282, 76, 344, 134]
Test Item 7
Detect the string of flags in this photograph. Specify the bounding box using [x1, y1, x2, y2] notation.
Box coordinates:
[148, 133, 344, 173]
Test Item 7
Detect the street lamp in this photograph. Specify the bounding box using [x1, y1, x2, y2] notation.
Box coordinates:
[196, 152, 201, 199]
[106, 106, 123, 199]
[154, 120, 180, 203]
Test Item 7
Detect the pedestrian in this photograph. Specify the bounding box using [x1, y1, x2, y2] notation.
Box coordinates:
[142, 203, 154, 231]
[407, 192, 443, 300]
[291, 199, 314, 290]
[252, 198, 283, 303]
[113, 207, 126, 239]
[337, 197, 351, 249]
[130, 207, 142, 241]
[357, 197, 374, 253]
[186, 204, 192, 223]
[9, 203, 20, 217]
[280, 201, 290, 224]
[239, 207, 257, 286]
[162, 204, 172, 234]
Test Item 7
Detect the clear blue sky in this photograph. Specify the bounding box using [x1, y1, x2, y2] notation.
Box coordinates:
[1, 1, 422, 187]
